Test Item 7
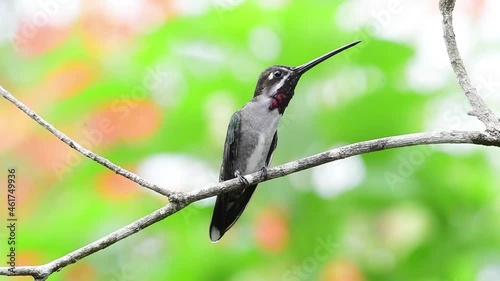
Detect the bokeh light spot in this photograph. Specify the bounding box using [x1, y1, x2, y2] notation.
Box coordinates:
[254, 207, 289, 253]
[96, 170, 140, 200]
[311, 153, 366, 198]
[248, 26, 282, 62]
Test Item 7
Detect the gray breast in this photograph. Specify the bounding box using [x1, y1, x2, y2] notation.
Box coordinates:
[236, 98, 281, 174]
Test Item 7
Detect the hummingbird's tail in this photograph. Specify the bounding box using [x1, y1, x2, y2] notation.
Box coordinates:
[209, 185, 257, 242]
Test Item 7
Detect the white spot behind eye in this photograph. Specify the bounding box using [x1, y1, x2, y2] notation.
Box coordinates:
[268, 72, 274, 80]
[269, 73, 290, 94]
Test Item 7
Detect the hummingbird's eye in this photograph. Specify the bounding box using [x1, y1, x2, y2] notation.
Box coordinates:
[273, 71, 282, 78]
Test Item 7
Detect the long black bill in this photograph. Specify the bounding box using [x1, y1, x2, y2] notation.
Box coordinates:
[293, 40, 361, 75]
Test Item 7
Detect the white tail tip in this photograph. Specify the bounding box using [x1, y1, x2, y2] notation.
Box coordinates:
[210, 226, 222, 242]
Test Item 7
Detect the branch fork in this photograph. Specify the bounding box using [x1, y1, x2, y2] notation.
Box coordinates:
[439, 0, 500, 137]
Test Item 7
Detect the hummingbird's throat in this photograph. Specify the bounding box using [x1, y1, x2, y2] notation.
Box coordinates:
[269, 92, 291, 115]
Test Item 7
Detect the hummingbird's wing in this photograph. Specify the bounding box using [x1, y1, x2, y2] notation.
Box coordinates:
[218, 112, 241, 182]
[210, 111, 243, 241]
[209, 113, 278, 242]
[266, 131, 278, 166]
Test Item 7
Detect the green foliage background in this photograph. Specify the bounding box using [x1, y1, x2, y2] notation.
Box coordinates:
[0, 1, 499, 281]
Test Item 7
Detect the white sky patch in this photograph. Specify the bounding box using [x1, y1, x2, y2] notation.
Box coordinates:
[424, 95, 484, 132]
[137, 154, 218, 206]
[469, 53, 500, 114]
[338, 0, 448, 93]
[335, 0, 435, 43]
[14, 0, 81, 27]
[333, 0, 500, 93]
[102, 0, 145, 22]
[477, 264, 500, 281]
[403, 11, 469, 94]
[0, 2, 16, 43]
[311, 153, 366, 198]
[248, 26, 282, 62]
[405, 44, 450, 93]
[424, 95, 484, 155]
[479, 1, 500, 44]
[0, 0, 81, 43]
[335, 0, 378, 32]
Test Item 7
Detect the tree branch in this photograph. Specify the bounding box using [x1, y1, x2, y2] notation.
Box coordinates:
[177, 130, 500, 202]
[439, 0, 500, 136]
[0, 85, 174, 198]
[0, 129, 498, 279]
[0, 1, 499, 279]
[0, 202, 186, 279]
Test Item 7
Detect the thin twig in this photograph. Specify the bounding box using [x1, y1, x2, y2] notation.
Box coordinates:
[439, 0, 500, 136]
[0, 202, 186, 279]
[0, 85, 174, 198]
[1, 130, 498, 279]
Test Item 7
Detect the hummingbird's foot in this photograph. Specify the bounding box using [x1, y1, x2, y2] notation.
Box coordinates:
[260, 166, 269, 180]
[235, 171, 249, 186]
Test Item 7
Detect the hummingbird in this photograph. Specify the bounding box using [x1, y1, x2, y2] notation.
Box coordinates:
[209, 40, 361, 242]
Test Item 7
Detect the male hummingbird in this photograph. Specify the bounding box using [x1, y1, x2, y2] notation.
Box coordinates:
[209, 40, 361, 242]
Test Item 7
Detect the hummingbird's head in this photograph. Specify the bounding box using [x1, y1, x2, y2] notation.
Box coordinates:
[252, 40, 361, 115]
[252, 65, 298, 115]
